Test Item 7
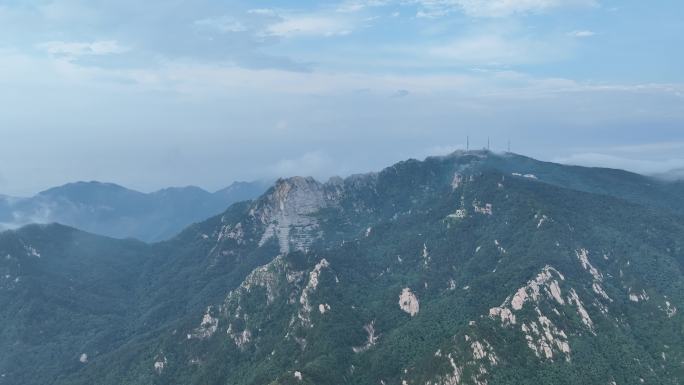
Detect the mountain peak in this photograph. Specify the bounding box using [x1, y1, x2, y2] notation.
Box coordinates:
[38, 181, 133, 197]
[250, 176, 331, 253]
[2, 180, 268, 242]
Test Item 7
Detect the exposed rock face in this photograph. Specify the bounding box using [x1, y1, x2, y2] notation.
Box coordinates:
[298, 259, 330, 327]
[318, 303, 330, 314]
[229, 327, 251, 349]
[567, 288, 594, 331]
[664, 300, 678, 317]
[220, 256, 305, 349]
[399, 288, 420, 316]
[487, 266, 585, 361]
[628, 289, 649, 303]
[248, 173, 381, 255]
[353, 321, 379, 353]
[521, 309, 572, 361]
[237, 256, 294, 304]
[451, 173, 463, 190]
[424, 335, 499, 385]
[576, 248, 602, 281]
[472, 201, 493, 215]
[492, 265, 566, 315]
[189, 306, 219, 340]
[216, 222, 245, 245]
[252, 177, 335, 253]
[154, 356, 167, 375]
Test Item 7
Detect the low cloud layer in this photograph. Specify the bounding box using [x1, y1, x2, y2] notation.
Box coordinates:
[554, 142, 684, 177]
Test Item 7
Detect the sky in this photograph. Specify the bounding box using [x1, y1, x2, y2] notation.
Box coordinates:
[0, 0, 683, 196]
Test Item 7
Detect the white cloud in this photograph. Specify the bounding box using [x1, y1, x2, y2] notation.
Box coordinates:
[414, 144, 466, 159]
[40, 40, 128, 57]
[568, 30, 595, 37]
[337, 0, 391, 13]
[427, 35, 557, 65]
[7, 45, 683, 102]
[411, 0, 598, 18]
[247, 8, 277, 16]
[612, 142, 684, 154]
[265, 15, 354, 37]
[272, 151, 338, 178]
[194, 16, 248, 33]
[554, 152, 684, 175]
[392, 89, 410, 97]
[416, 8, 450, 18]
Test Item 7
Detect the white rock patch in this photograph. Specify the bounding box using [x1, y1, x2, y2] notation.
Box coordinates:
[431, 353, 462, 385]
[472, 341, 495, 364]
[422, 243, 430, 267]
[447, 208, 468, 220]
[665, 301, 677, 317]
[216, 222, 245, 245]
[228, 325, 252, 348]
[494, 240, 506, 254]
[352, 321, 379, 353]
[503, 266, 565, 312]
[473, 201, 493, 215]
[399, 288, 420, 316]
[452, 173, 463, 190]
[488, 266, 581, 360]
[489, 307, 516, 326]
[576, 248, 602, 281]
[511, 173, 537, 179]
[568, 289, 594, 332]
[238, 256, 292, 304]
[25, 245, 40, 258]
[154, 356, 167, 375]
[535, 214, 549, 228]
[190, 306, 219, 339]
[592, 282, 612, 302]
[628, 289, 649, 303]
[298, 259, 330, 327]
[318, 303, 331, 314]
[254, 177, 332, 253]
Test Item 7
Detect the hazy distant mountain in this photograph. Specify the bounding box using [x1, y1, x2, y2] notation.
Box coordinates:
[0, 180, 269, 242]
[653, 167, 684, 181]
[1, 151, 682, 385]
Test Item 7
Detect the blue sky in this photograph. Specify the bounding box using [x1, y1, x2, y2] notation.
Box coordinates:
[1, 0, 683, 195]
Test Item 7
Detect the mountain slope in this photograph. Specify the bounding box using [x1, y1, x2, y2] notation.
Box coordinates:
[0, 180, 269, 242]
[1, 151, 682, 385]
[0, 224, 150, 384]
[90, 154, 682, 385]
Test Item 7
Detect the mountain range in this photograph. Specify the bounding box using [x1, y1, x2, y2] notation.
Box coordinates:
[0, 181, 269, 242]
[0, 151, 682, 385]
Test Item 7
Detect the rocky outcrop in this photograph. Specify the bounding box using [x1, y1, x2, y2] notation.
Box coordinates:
[251, 177, 334, 254]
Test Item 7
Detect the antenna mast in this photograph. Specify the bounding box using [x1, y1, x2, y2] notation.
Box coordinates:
[466, 136, 469, 151]
[487, 137, 490, 151]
